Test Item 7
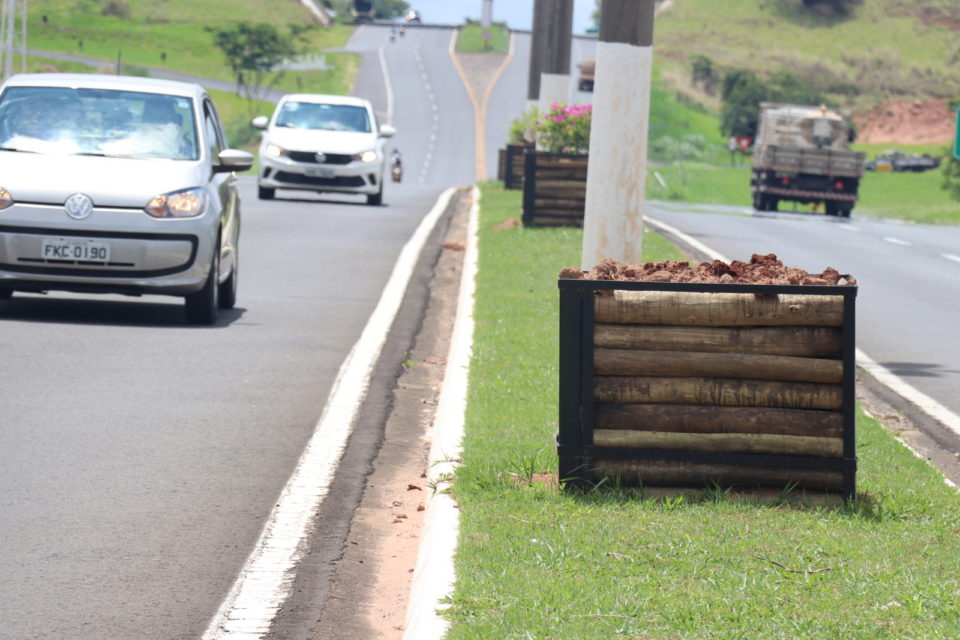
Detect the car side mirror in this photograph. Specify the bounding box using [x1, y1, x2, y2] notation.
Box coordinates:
[379, 124, 397, 138]
[251, 116, 269, 130]
[214, 148, 255, 174]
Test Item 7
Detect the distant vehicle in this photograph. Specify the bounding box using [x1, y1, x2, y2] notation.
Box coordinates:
[351, 0, 376, 22]
[252, 94, 396, 205]
[750, 103, 866, 218]
[0, 73, 254, 324]
[404, 9, 421, 23]
[577, 59, 595, 92]
[865, 149, 942, 173]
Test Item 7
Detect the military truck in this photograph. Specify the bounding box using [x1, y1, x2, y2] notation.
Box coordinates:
[750, 103, 866, 217]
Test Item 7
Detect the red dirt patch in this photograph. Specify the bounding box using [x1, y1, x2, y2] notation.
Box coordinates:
[560, 254, 857, 286]
[853, 99, 955, 145]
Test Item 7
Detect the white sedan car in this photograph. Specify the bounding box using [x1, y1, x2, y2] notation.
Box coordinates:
[0, 73, 254, 324]
[252, 94, 395, 205]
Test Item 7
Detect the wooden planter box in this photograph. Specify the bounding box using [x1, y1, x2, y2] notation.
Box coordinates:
[558, 279, 858, 499]
[522, 151, 589, 227]
[502, 143, 530, 190]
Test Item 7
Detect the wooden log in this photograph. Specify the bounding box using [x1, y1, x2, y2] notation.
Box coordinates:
[595, 403, 843, 438]
[594, 324, 843, 357]
[593, 429, 843, 457]
[532, 216, 584, 227]
[595, 348, 843, 384]
[595, 291, 845, 327]
[591, 459, 844, 491]
[533, 198, 584, 210]
[594, 376, 843, 410]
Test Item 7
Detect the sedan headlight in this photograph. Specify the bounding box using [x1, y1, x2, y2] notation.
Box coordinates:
[265, 143, 285, 158]
[354, 150, 378, 163]
[145, 187, 207, 219]
[0, 187, 13, 210]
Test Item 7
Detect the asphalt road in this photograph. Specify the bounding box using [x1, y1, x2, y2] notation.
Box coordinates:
[0, 25, 474, 640]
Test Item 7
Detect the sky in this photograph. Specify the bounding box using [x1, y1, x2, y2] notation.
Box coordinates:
[405, 0, 597, 34]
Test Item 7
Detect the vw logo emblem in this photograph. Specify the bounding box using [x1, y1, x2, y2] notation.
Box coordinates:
[64, 193, 94, 220]
[314, 152, 327, 164]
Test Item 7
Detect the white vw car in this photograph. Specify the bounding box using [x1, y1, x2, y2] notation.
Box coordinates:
[253, 94, 395, 205]
[0, 74, 253, 324]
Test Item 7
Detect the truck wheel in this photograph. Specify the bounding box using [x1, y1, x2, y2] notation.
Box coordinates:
[840, 206, 853, 218]
[766, 197, 779, 212]
[824, 202, 839, 216]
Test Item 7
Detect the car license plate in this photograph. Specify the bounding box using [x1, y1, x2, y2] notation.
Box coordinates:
[41, 238, 111, 262]
[305, 166, 336, 179]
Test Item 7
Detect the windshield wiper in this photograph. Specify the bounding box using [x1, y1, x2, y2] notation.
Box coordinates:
[0, 146, 36, 153]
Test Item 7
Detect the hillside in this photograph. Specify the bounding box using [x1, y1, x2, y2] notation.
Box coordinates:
[25, 0, 353, 87]
[653, 0, 959, 144]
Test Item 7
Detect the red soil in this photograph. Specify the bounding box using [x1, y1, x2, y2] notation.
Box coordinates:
[853, 99, 956, 146]
[560, 254, 857, 286]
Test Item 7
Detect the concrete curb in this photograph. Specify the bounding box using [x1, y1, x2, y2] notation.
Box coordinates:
[402, 187, 479, 639]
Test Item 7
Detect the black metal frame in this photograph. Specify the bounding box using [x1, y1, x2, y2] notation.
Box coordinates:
[503, 144, 529, 190]
[558, 278, 858, 500]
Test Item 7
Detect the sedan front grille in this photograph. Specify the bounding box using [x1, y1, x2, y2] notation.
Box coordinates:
[286, 151, 353, 165]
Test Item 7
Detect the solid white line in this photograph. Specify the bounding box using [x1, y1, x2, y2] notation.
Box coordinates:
[202, 188, 458, 640]
[403, 186, 478, 640]
[378, 44, 395, 125]
[857, 349, 960, 439]
[884, 236, 911, 246]
[645, 213, 960, 441]
[942, 253, 960, 264]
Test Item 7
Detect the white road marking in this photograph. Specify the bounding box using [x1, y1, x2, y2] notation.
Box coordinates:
[884, 236, 911, 246]
[378, 44, 395, 125]
[836, 224, 860, 232]
[403, 186, 478, 640]
[646, 213, 960, 439]
[942, 253, 960, 264]
[202, 188, 458, 640]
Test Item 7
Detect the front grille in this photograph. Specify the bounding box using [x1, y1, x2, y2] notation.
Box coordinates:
[274, 172, 366, 188]
[286, 151, 353, 165]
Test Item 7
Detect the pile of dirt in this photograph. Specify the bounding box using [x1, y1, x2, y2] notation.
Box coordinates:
[852, 99, 955, 145]
[559, 254, 857, 286]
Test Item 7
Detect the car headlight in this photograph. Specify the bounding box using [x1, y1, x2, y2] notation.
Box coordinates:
[145, 187, 207, 219]
[0, 187, 13, 210]
[355, 150, 378, 163]
[265, 143, 285, 158]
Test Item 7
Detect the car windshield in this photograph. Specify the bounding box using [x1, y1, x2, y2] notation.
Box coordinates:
[0, 86, 199, 160]
[275, 102, 371, 133]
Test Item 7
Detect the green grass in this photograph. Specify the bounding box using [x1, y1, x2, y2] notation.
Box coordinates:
[26, 1, 358, 96]
[456, 23, 510, 54]
[447, 181, 960, 639]
[654, 0, 960, 111]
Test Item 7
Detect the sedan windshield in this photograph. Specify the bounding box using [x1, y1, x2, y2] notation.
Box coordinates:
[0, 86, 199, 160]
[275, 102, 371, 133]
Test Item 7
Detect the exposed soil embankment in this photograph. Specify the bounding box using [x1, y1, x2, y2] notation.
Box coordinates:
[853, 99, 955, 145]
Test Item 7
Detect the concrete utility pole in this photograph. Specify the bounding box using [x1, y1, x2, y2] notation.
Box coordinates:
[536, 0, 574, 116]
[0, 0, 27, 81]
[526, 0, 547, 107]
[581, 0, 656, 269]
[481, 0, 493, 28]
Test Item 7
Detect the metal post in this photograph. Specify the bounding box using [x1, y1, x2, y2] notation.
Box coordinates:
[581, 0, 657, 269]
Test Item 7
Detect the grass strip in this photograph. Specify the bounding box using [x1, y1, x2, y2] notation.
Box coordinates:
[457, 23, 510, 55]
[446, 181, 960, 639]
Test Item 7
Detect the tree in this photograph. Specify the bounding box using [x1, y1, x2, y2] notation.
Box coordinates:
[374, 0, 409, 19]
[942, 97, 960, 202]
[691, 54, 717, 95]
[720, 70, 769, 138]
[208, 22, 312, 109]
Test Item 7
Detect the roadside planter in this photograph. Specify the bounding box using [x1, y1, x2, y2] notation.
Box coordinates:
[502, 143, 530, 190]
[557, 263, 858, 499]
[521, 151, 589, 227]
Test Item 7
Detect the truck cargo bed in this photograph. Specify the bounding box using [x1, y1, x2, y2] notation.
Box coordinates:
[752, 145, 866, 178]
